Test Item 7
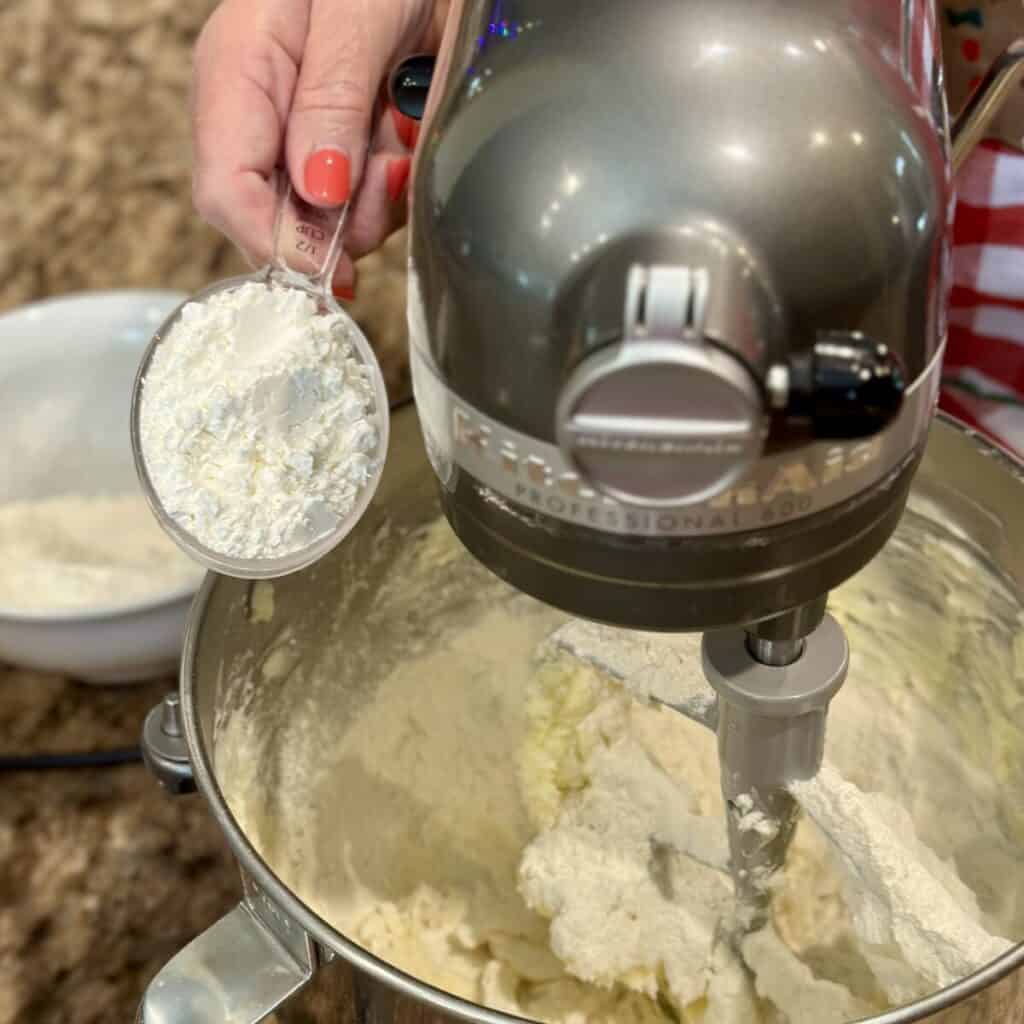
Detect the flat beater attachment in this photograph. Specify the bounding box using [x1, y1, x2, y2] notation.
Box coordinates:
[701, 612, 850, 929]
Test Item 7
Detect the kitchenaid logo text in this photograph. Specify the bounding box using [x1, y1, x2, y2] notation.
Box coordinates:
[572, 433, 746, 457]
[452, 407, 882, 533]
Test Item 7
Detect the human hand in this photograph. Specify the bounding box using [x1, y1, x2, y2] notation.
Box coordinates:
[191, 0, 447, 296]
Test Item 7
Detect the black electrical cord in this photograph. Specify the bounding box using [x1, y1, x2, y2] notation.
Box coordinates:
[0, 747, 143, 772]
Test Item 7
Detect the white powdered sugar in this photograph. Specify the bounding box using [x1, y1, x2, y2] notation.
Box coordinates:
[139, 281, 380, 561]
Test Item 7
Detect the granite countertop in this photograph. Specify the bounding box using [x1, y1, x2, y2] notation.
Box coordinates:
[0, 0, 412, 402]
[0, 670, 240, 1024]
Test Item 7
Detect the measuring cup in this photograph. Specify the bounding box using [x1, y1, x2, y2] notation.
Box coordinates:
[130, 175, 390, 580]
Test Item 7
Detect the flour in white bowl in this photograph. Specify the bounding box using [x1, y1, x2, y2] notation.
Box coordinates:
[0, 493, 201, 614]
[139, 281, 381, 561]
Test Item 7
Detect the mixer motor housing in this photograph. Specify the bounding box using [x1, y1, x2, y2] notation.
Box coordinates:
[407, 0, 952, 630]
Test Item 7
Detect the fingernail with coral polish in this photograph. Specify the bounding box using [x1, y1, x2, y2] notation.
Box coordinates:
[333, 283, 357, 301]
[304, 147, 350, 204]
[390, 107, 417, 148]
[387, 157, 412, 202]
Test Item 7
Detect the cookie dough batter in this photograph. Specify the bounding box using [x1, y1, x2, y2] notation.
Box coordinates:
[219, 508, 1022, 1024]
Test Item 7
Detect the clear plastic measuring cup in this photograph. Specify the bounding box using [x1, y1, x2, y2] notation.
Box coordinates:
[130, 175, 390, 580]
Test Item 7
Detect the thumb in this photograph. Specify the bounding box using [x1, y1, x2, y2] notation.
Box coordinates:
[286, 0, 408, 208]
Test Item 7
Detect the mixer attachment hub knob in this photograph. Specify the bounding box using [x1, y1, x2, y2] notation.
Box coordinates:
[555, 265, 765, 507]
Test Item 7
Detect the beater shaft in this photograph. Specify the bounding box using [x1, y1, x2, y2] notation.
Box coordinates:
[702, 608, 849, 930]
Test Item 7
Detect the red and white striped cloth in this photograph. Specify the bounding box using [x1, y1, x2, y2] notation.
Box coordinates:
[943, 140, 1024, 458]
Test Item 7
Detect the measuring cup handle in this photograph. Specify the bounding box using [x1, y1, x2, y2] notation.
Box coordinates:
[270, 175, 350, 296]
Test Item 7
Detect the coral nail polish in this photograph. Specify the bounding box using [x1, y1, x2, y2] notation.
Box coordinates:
[390, 106, 417, 148]
[304, 148, 351, 204]
[387, 157, 412, 202]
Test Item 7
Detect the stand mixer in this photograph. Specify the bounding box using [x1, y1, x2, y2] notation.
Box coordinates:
[395, 0, 1024, 931]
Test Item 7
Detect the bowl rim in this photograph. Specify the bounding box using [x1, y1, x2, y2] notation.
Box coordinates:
[0, 578, 201, 625]
[0, 287, 189, 325]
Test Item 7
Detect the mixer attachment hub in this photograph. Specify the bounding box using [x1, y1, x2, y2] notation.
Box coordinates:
[555, 264, 766, 508]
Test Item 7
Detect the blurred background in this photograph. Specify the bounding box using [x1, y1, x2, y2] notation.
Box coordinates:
[0, 0, 411, 399]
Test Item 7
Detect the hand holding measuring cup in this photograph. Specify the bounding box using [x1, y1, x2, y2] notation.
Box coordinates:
[189, 0, 442, 289]
[130, 178, 390, 579]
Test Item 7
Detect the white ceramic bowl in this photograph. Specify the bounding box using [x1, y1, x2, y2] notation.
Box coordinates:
[0, 290, 203, 683]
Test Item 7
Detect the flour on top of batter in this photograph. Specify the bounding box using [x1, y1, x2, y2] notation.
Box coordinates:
[513, 515, 1021, 1022]
[516, 642, 886, 1023]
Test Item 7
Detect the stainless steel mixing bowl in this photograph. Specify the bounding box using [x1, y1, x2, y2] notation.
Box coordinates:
[138, 402, 1024, 1024]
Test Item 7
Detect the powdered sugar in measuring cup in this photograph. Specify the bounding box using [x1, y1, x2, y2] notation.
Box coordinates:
[130, 176, 389, 579]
